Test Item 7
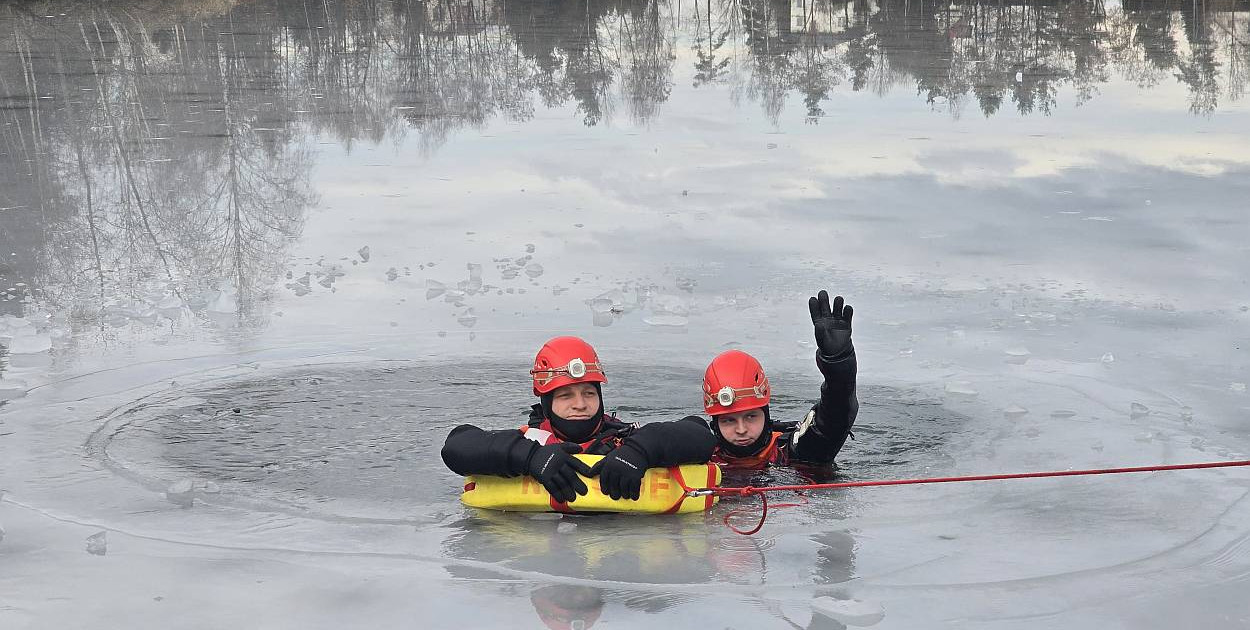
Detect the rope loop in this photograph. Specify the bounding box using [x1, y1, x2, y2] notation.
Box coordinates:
[723, 490, 769, 535]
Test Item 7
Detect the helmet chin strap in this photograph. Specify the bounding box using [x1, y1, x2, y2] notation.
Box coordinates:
[540, 383, 605, 443]
[712, 405, 773, 458]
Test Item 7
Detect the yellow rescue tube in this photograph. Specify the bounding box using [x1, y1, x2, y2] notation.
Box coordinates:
[461, 454, 722, 514]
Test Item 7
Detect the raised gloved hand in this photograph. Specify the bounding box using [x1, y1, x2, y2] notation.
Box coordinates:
[809, 289, 853, 359]
[588, 441, 649, 501]
[521, 442, 593, 503]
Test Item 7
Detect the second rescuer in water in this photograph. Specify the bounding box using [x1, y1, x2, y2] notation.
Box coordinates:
[703, 290, 859, 469]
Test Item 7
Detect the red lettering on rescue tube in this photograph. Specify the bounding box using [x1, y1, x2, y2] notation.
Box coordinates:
[521, 476, 546, 496]
[650, 469, 671, 499]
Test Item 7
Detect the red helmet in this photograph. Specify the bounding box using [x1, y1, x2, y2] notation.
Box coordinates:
[530, 336, 608, 396]
[703, 350, 770, 415]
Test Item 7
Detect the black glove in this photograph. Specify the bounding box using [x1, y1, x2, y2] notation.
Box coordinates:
[521, 442, 593, 504]
[588, 441, 649, 501]
[809, 290, 853, 360]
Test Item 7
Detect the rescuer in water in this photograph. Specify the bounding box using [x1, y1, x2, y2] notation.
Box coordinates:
[702, 290, 858, 470]
[441, 336, 715, 502]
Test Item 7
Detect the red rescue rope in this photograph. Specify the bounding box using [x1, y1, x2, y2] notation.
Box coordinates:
[721, 491, 810, 535]
[684, 459, 1250, 535]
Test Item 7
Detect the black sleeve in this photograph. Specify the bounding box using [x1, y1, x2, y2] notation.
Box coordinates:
[440, 424, 535, 476]
[789, 349, 859, 464]
[623, 415, 717, 467]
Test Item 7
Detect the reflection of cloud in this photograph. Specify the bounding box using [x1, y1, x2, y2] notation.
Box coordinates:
[304, 98, 1250, 320]
[915, 149, 1027, 182]
[559, 154, 1250, 308]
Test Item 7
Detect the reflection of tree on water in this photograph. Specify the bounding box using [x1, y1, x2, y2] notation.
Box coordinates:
[618, 0, 677, 123]
[502, 0, 675, 125]
[505, 0, 617, 126]
[692, 0, 733, 87]
[715, 0, 1249, 120]
[1, 0, 683, 344]
[2, 0, 1247, 337]
[1174, 0, 1221, 114]
[0, 6, 313, 336]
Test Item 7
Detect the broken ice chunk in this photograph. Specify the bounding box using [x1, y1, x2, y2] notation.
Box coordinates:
[460, 266, 482, 283]
[357, 246, 371, 262]
[1004, 347, 1031, 365]
[649, 293, 689, 316]
[643, 314, 689, 327]
[1130, 402, 1150, 419]
[425, 280, 446, 300]
[526, 513, 563, 521]
[86, 531, 108, 556]
[286, 273, 312, 296]
[155, 294, 184, 316]
[810, 596, 885, 627]
[209, 286, 240, 313]
[1003, 404, 1029, 419]
[166, 479, 195, 507]
[7, 334, 51, 354]
[0, 379, 29, 401]
[944, 381, 978, 399]
[524, 263, 544, 279]
[587, 290, 624, 314]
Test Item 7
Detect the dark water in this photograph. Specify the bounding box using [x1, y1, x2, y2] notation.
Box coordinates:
[98, 363, 963, 516]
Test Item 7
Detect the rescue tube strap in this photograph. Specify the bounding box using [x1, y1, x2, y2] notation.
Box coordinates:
[663, 467, 688, 515]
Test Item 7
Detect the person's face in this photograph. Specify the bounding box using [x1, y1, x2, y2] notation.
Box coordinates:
[550, 383, 600, 421]
[715, 408, 767, 446]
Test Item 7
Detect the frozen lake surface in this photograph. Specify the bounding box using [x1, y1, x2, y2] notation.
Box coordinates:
[2, 0, 1249, 627]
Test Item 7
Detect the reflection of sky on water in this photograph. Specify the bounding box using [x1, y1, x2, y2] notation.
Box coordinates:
[2, 1, 1250, 628]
